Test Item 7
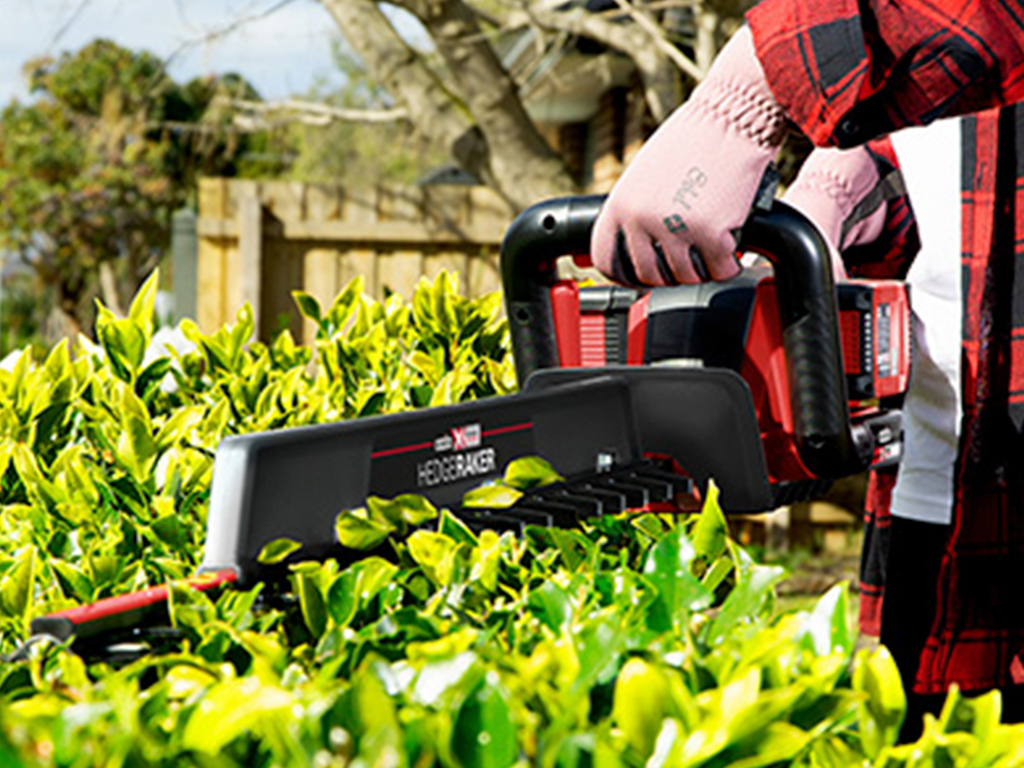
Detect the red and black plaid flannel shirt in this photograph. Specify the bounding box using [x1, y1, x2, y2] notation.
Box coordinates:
[748, 0, 1024, 695]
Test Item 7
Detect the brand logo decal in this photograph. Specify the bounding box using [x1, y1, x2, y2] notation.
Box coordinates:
[419, 423, 495, 487]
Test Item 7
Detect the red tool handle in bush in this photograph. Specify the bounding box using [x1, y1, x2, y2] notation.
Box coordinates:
[500, 195, 863, 479]
[28, 569, 238, 647]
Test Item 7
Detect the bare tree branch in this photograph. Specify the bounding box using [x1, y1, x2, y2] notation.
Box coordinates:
[160, 0, 300, 75]
[50, 0, 95, 49]
[507, 2, 685, 121]
[608, 0, 704, 81]
[220, 97, 409, 126]
[693, 2, 720, 73]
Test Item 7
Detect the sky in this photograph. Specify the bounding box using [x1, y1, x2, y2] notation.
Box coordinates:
[0, 0, 349, 105]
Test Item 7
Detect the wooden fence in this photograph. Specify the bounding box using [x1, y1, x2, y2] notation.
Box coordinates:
[196, 178, 515, 343]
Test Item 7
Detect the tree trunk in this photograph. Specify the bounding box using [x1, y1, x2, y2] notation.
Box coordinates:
[393, 0, 577, 208]
[319, 0, 476, 159]
[318, 0, 576, 210]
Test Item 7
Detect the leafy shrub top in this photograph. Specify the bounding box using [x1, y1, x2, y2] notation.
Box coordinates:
[0, 273, 1021, 767]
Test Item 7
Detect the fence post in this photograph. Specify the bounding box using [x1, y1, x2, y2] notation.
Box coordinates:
[171, 207, 198, 322]
[238, 185, 263, 337]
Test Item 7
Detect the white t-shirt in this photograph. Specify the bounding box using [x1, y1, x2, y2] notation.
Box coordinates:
[888, 119, 963, 525]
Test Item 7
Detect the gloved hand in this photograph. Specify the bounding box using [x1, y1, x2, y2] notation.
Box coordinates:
[782, 145, 889, 280]
[592, 25, 787, 285]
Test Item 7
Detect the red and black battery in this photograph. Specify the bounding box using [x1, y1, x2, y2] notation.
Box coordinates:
[547, 267, 911, 486]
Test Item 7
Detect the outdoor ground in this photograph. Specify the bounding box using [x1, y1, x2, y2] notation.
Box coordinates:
[767, 526, 878, 651]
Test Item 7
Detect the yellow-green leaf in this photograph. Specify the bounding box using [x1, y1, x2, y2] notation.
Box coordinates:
[462, 484, 522, 509]
[0, 548, 35, 620]
[503, 456, 562, 490]
[128, 270, 160, 341]
[256, 538, 303, 565]
[407, 530, 459, 587]
[852, 646, 906, 757]
[613, 657, 671, 759]
[335, 509, 392, 550]
[691, 480, 728, 562]
[182, 676, 295, 753]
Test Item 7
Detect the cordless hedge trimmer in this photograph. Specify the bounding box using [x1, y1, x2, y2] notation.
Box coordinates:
[29, 196, 910, 659]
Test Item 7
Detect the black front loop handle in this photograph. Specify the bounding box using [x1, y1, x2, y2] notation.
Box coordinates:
[500, 194, 863, 478]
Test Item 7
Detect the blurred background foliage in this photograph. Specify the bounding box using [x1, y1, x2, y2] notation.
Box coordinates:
[0, 39, 288, 346]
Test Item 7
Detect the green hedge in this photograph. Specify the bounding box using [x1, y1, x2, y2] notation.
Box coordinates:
[0, 273, 1021, 767]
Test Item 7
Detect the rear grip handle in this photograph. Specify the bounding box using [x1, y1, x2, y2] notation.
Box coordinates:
[500, 195, 863, 478]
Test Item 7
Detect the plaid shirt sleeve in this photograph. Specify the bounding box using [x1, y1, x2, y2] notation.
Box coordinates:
[747, 0, 1024, 147]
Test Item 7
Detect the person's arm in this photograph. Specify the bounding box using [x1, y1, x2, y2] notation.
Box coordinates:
[591, 26, 787, 286]
[836, 139, 921, 281]
[748, 0, 1023, 148]
[593, 0, 1015, 287]
[781, 137, 920, 280]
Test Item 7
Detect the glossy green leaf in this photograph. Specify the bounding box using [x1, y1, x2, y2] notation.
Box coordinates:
[462, 484, 522, 509]
[852, 646, 906, 757]
[128, 270, 159, 340]
[51, 559, 92, 602]
[642, 525, 711, 632]
[438, 508, 478, 546]
[137, 358, 173, 399]
[292, 290, 322, 324]
[503, 456, 562, 490]
[396, 494, 439, 526]
[612, 657, 670, 758]
[0, 548, 35, 620]
[452, 676, 518, 768]
[576, 611, 626, 687]
[256, 538, 303, 565]
[326, 276, 364, 334]
[806, 582, 854, 658]
[407, 530, 460, 587]
[430, 368, 476, 406]
[154, 407, 202, 452]
[408, 350, 442, 386]
[327, 557, 398, 628]
[471, 529, 502, 591]
[0, 441, 14, 486]
[366, 493, 438, 531]
[294, 569, 327, 638]
[547, 527, 597, 572]
[725, 722, 812, 768]
[336, 509, 393, 550]
[691, 480, 728, 562]
[527, 580, 573, 631]
[151, 515, 191, 550]
[182, 676, 295, 753]
[705, 564, 786, 646]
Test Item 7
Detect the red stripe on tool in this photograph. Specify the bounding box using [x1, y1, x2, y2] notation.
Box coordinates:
[627, 293, 650, 364]
[550, 281, 582, 367]
[371, 441, 434, 459]
[483, 422, 533, 437]
[46, 569, 238, 626]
